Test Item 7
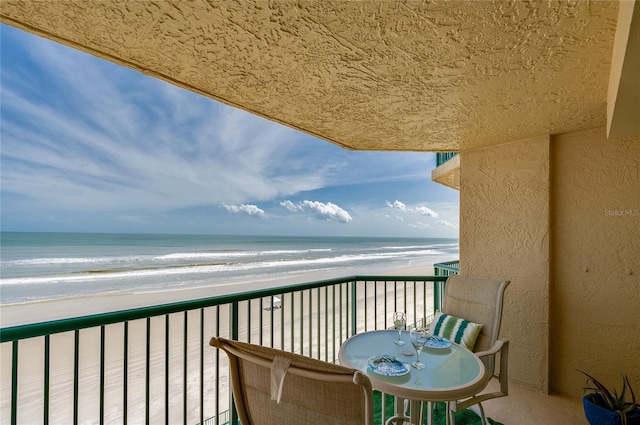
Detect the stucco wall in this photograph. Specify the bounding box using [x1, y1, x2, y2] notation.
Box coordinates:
[460, 135, 551, 392]
[460, 128, 640, 397]
[550, 128, 640, 396]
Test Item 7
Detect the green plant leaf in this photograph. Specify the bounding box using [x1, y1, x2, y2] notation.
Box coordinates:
[578, 370, 638, 414]
[625, 375, 637, 410]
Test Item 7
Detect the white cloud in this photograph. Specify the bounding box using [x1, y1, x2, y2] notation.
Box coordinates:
[437, 220, 457, 229]
[408, 222, 433, 229]
[280, 200, 300, 212]
[221, 203, 266, 218]
[386, 200, 408, 211]
[386, 200, 439, 218]
[281, 200, 352, 223]
[414, 206, 439, 218]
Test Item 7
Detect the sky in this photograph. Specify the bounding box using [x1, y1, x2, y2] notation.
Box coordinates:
[0, 24, 459, 238]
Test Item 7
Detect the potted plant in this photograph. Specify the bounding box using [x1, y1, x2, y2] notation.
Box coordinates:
[580, 371, 640, 425]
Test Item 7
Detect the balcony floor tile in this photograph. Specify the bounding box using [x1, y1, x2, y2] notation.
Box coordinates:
[480, 380, 587, 425]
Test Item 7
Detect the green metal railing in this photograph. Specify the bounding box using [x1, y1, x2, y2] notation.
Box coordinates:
[434, 260, 460, 275]
[435, 152, 459, 167]
[196, 409, 229, 425]
[433, 260, 460, 313]
[0, 275, 447, 425]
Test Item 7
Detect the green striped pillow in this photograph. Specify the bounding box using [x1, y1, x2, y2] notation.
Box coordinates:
[429, 312, 483, 351]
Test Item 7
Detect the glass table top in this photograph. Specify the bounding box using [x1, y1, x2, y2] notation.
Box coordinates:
[338, 329, 487, 402]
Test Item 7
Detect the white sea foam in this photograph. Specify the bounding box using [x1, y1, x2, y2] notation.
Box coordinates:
[0, 232, 459, 304]
[0, 250, 434, 286]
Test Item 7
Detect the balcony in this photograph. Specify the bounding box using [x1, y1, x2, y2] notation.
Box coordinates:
[2, 4, 638, 418]
[0, 269, 586, 425]
[432, 153, 460, 190]
[1, 275, 444, 425]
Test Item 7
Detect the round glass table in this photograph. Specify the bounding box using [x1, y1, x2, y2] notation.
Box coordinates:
[338, 329, 487, 425]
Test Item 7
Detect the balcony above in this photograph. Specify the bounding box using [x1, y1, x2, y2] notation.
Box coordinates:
[432, 153, 460, 190]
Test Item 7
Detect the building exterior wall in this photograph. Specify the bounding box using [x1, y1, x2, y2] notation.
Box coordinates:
[460, 135, 551, 391]
[549, 127, 639, 396]
[460, 128, 640, 396]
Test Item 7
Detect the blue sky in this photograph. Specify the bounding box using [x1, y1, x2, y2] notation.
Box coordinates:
[0, 25, 459, 238]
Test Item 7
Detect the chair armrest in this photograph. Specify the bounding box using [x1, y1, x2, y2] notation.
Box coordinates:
[450, 341, 510, 415]
[474, 339, 509, 397]
[474, 339, 506, 358]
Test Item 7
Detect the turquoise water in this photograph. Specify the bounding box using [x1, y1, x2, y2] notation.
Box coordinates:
[0, 232, 458, 305]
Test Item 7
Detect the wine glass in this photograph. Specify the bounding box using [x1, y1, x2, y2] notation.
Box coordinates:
[392, 312, 406, 345]
[409, 328, 428, 369]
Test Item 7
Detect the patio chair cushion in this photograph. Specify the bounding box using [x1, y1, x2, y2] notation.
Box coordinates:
[430, 311, 483, 351]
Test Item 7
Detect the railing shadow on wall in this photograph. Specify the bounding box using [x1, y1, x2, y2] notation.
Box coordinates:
[0, 274, 462, 425]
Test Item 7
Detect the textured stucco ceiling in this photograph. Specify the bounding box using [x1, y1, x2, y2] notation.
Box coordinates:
[1, 0, 622, 152]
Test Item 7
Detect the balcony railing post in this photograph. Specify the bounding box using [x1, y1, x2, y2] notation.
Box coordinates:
[100, 325, 105, 425]
[123, 321, 129, 425]
[350, 279, 357, 337]
[229, 301, 239, 425]
[199, 309, 205, 425]
[11, 340, 18, 425]
[44, 334, 50, 425]
[74, 329, 80, 425]
[229, 301, 239, 341]
[145, 318, 151, 425]
[183, 311, 188, 425]
[434, 280, 443, 312]
[165, 315, 170, 425]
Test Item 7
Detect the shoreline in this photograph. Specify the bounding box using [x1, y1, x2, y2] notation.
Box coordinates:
[0, 264, 435, 328]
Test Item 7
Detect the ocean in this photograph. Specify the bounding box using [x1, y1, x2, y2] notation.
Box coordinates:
[0, 232, 458, 305]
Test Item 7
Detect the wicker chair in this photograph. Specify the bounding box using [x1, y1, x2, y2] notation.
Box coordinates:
[443, 275, 510, 425]
[210, 337, 374, 425]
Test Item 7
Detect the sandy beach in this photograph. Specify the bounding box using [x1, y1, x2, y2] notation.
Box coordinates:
[1, 265, 436, 424]
[0, 265, 434, 328]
